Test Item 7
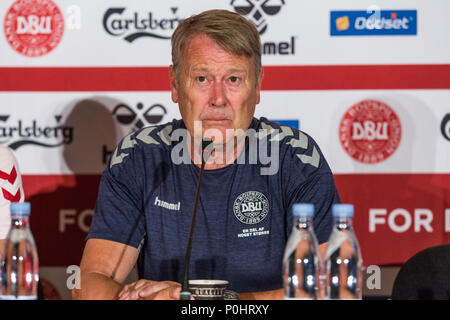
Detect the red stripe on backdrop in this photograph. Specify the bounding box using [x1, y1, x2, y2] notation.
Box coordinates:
[20, 173, 450, 266]
[1, 64, 450, 91]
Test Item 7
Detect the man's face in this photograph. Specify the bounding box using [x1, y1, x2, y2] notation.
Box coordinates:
[170, 34, 263, 145]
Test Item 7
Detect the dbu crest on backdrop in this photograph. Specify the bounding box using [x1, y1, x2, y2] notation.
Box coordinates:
[4, 0, 64, 57]
[339, 99, 402, 164]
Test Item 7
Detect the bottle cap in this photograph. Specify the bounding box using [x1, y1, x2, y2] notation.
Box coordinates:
[10, 202, 30, 216]
[292, 203, 314, 217]
[332, 204, 354, 218]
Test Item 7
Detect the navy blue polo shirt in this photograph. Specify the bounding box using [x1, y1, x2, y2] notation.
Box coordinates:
[87, 117, 340, 293]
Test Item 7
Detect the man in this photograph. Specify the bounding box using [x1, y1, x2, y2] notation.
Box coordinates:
[74, 9, 340, 300]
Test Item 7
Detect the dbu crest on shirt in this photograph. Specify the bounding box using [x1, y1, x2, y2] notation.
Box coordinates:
[233, 191, 269, 224]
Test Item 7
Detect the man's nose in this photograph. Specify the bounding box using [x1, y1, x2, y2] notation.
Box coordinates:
[210, 81, 226, 107]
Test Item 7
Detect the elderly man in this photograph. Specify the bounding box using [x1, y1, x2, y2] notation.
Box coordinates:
[74, 9, 340, 300]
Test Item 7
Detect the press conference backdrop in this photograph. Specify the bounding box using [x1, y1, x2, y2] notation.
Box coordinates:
[0, 0, 449, 299]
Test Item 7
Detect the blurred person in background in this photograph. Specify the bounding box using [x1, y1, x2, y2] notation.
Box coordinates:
[0, 145, 25, 248]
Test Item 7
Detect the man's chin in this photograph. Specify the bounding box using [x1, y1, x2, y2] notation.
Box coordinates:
[201, 127, 229, 141]
[201, 135, 227, 146]
[205, 132, 248, 149]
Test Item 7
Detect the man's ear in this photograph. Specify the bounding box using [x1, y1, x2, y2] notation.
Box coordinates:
[255, 67, 264, 105]
[169, 65, 178, 103]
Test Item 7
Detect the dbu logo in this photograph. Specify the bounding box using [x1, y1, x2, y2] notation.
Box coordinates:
[241, 201, 263, 213]
[352, 121, 388, 141]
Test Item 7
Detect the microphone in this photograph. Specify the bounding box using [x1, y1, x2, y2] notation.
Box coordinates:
[180, 138, 214, 300]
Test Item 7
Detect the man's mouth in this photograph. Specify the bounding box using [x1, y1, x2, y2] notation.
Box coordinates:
[202, 118, 231, 123]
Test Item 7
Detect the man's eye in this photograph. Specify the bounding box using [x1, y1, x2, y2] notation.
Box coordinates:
[229, 76, 239, 83]
[197, 76, 206, 83]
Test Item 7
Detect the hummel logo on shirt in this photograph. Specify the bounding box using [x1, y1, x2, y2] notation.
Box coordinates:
[154, 196, 180, 211]
[0, 165, 21, 202]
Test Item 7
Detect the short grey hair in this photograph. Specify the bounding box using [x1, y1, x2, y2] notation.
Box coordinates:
[171, 9, 262, 82]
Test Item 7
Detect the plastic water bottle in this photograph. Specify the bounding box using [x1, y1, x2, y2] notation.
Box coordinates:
[0, 202, 39, 300]
[324, 204, 362, 300]
[282, 203, 322, 299]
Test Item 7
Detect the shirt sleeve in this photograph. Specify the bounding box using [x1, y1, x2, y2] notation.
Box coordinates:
[86, 136, 147, 249]
[0, 146, 25, 239]
[282, 131, 341, 244]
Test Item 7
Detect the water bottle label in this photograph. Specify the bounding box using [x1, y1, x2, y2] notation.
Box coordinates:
[0, 295, 37, 300]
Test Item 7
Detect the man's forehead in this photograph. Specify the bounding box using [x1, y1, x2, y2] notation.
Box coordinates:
[183, 37, 251, 69]
[190, 65, 248, 74]
[184, 33, 219, 50]
[184, 35, 248, 60]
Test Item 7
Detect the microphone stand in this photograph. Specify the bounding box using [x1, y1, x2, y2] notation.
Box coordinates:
[180, 138, 213, 300]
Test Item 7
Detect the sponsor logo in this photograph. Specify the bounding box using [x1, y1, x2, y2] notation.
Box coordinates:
[271, 119, 299, 129]
[154, 196, 180, 211]
[0, 165, 21, 202]
[231, 0, 285, 35]
[339, 99, 402, 164]
[441, 113, 450, 142]
[112, 102, 167, 132]
[103, 102, 167, 164]
[330, 9, 417, 36]
[4, 0, 64, 57]
[103, 7, 182, 42]
[0, 114, 73, 150]
[230, 0, 296, 55]
[233, 191, 269, 224]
